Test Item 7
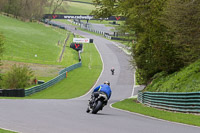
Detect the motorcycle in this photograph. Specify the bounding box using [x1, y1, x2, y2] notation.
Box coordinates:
[111, 68, 115, 75]
[86, 92, 108, 114]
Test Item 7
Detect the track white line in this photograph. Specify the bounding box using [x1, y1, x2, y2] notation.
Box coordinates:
[74, 42, 104, 99]
[110, 41, 135, 98]
[131, 70, 136, 97]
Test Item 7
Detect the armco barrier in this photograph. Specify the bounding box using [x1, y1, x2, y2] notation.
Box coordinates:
[137, 91, 200, 113]
[59, 62, 81, 75]
[25, 62, 82, 96]
[0, 20, 83, 97]
[0, 89, 25, 97]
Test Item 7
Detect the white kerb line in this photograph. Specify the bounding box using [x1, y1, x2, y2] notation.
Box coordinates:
[131, 70, 136, 97]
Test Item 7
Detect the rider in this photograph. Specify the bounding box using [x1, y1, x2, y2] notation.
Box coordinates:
[87, 81, 112, 113]
[93, 81, 112, 100]
[111, 67, 115, 75]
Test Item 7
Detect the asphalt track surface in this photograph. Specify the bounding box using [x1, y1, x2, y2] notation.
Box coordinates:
[0, 22, 200, 133]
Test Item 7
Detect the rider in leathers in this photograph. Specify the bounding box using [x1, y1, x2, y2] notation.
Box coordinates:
[93, 81, 112, 100]
[87, 81, 112, 113]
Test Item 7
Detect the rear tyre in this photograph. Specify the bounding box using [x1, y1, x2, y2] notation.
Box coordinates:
[92, 101, 103, 114]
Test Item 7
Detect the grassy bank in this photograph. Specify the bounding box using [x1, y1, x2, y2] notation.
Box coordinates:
[0, 15, 70, 65]
[0, 42, 102, 99]
[144, 59, 200, 92]
[25, 43, 102, 99]
[53, 0, 94, 15]
[0, 15, 80, 82]
[65, 1, 95, 15]
[112, 98, 200, 127]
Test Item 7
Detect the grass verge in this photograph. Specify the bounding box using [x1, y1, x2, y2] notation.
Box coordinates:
[26, 43, 102, 99]
[0, 128, 17, 133]
[62, 1, 95, 15]
[0, 42, 102, 99]
[112, 98, 200, 127]
[144, 59, 200, 92]
[0, 15, 69, 65]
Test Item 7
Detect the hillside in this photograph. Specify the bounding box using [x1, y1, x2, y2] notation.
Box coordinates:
[0, 15, 79, 78]
[53, 0, 95, 14]
[144, 59, 200, 92]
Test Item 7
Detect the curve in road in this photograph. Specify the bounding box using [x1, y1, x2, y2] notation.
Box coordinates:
[0, 22, 200, 133]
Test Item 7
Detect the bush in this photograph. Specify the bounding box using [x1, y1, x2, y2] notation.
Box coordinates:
[1, 64, 34, 89]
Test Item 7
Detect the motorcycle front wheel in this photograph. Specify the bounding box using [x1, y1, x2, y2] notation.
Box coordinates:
[92, 100, 103, 114]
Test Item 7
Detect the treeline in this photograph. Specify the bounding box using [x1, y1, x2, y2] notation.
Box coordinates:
[92, 0, 200, 85]
[0, 0, 66, 21]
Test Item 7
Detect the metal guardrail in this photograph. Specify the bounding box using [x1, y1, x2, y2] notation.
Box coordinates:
[24, 20, 83, 96]
[59, 62, 81, 75]
[25, 62, 82, 96]
[137, 91, 200, 113]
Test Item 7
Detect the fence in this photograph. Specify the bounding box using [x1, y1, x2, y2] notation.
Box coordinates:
[75, 20, 127, 40]
[24, 20, 83, 96]
[0, 19, 82, 97]
[25, 62, 82, 96]
[137, 91, 200, 113]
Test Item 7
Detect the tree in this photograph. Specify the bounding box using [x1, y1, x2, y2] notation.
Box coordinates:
[0, 0, 48, 21]
[1, 65, 34, 89]
[92, 0, 175, 84]
[0, 0, 68, 21]
[48, 0, 66, 20]
[162, 0, 200, 67]
[130, 0, 179, 84]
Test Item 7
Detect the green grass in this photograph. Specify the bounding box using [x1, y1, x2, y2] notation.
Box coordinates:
[60, 1, 95, 15]
[0, 15, 75, 66]
[81, 20, 113, 24]
[54, 19, 78, 26]
[112, 98, 200, 127]
[59, 34, 79, 66]
[144, 59, 200, 92]
[45, 0, 94, 14]
[0, 128, 17, 133]
[71, 0, 93, 3]
[0, 15, 82, 89]
[2, 42, 102, 99]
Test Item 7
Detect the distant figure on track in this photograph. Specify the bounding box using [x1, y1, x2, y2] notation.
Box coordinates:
[111, 67, 115, 75]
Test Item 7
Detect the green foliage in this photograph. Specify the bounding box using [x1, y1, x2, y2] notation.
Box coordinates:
[162, 0, 200, 66]
[91, 0, 117, 18]
[92, 0, 200, 85]
[144, 59, 200, 92]
[0, 0, 47, 21]
[1, 64, 34, 89]
[130, 0, 178, 84]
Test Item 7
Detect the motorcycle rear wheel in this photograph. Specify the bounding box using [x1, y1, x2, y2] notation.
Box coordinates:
[92, 100, 103, 114]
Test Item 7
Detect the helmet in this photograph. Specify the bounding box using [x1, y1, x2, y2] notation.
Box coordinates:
[104, 81, 110, 86]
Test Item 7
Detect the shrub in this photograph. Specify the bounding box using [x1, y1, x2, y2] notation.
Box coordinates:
[1, 64, 34, 89]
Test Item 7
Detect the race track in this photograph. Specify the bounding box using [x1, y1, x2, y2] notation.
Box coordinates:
[0, 22, 200, 133]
